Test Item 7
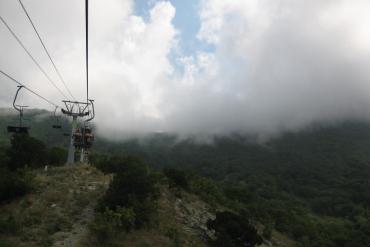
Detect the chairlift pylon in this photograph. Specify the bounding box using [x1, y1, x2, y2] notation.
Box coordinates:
[7, 86, 29, 134]
[72, 99, 95, 150]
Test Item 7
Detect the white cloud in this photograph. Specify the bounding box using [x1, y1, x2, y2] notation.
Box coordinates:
[2, 0, 370, 140]
[170, 0, 370, 136]
[88, 1, 178, 138]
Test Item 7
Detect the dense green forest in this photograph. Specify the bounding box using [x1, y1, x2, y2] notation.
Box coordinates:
[1, 109, 370, 246]
[92, 122, 370, 247]
[0, 109, 70, 148]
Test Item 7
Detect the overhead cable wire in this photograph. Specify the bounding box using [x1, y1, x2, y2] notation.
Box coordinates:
[0, 69, 62, 108]
[85, 0, 89, 103]
[18, 0, 76, 100]
[0, 15, 70, 100]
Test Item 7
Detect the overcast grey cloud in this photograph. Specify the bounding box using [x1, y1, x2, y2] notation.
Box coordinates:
[1, 0, 370, 140]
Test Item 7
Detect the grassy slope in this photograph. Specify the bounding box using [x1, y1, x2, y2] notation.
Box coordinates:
[78, 187, 211, 247]
[0, 165, 109, 247]
[0, 165, 217, 247]
[0, 165, 296, 247]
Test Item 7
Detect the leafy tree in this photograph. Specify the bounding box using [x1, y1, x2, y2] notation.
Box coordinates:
[207, 211, 263, 247]
[94, 155, 146, 174]
[98, 159, 159, 228]
[189, 174, 225, 204]
[0, 168, 32, 203]
[164, 168, 189, 190]
[6, 134, 46, 170]
[89, 207, 135, 243]
[46, 147, 67, 166]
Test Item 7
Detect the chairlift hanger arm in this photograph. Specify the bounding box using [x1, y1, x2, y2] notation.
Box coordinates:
[54, 106, 58, 116]
[61, 100, 90, 117]
[13, 86, 23, 112]
[86, 99, 95, 122]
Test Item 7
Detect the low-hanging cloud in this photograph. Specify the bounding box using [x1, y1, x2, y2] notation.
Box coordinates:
[1, 0, 370, 140]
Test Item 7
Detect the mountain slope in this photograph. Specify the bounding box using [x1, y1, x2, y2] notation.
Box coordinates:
[0, 163, 295, 247]
[0, 165, 109, 247]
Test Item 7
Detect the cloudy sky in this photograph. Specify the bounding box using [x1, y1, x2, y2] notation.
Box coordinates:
[1, 0, 370, 139]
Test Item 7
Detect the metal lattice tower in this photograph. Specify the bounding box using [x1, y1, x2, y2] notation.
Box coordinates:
[61, 100, 90, 165]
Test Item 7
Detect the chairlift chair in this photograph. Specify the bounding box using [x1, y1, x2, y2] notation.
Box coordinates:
[7, 126, 29, 134]
[51, 106, 62, 129]
[7, 86, 29, 134]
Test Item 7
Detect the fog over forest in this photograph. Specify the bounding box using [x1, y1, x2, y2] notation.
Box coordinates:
[1, 0, 370, 140]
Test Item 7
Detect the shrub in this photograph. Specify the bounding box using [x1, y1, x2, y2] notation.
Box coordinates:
[93, 155, 146, 174]
[6, 134, 46, 170]
[163, 168, 189, 190]
[189, 175, 224, 204]
[207, 211, 263, 247]
[46, 147, 67, 166]
[0, 168, 32, 203]
[165, 227, 181, 247]
[0, 215, 19, 234]
[89, 207, 135, 244]
[98, 159, 159, 229]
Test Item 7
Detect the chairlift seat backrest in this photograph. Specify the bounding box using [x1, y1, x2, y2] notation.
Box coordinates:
[52, 125, 62, 129]
[7, 126, 29, 134]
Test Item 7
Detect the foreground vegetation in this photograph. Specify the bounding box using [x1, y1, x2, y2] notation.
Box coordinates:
[1, 110, 370, 246]
[92, 122, 370, 247]
[0, 134, 265, 247]
[83, 156, 264, 247]
[0, 134, 66, 204]
[0, 164, 108, 247]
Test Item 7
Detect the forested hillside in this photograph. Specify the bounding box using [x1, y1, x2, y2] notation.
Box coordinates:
[92, 122, 370, 247]
[1, 109, 370, 246]
[0, 108, 70, 148]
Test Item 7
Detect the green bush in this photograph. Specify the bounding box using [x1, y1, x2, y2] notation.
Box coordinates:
[207, 211, 263, 247]
[6, 134, 46, 170]
[189, 175, 224, 204]
[0, 168, 32, 203]
[97, 158, 159, 229]
[0, 239, 17, 247]
[46, 147, 67, 166]
[90, 207, 135, 244]
[165, 227, 181, 247]
[93, 155, 146, 174]
[0, 215, 19, 234]
[163, 168, 189, 190]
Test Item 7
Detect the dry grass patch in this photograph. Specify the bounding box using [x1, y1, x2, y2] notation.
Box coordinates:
[0, 164, 109, 247]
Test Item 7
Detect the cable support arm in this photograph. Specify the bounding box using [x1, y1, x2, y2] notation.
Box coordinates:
[0, 69, 62, 109]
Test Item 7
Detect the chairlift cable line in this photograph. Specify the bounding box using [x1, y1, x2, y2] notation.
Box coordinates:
[0, 69, 62, 109]
[0, 15, 70, 100]
[18, 0, 76, 101]
[85, 0, 89, 103]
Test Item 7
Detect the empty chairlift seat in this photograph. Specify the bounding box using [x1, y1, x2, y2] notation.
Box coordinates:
[7, 126, 29, 134]
[52, 124, 62, 129]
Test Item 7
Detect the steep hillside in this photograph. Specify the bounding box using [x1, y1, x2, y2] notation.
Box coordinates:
[0, 163, 292, 247]
[0, 165, 109, 247]
[0, 108, 70, 148]
[1, 110, 369, 246]
[89, 122, 370, 247]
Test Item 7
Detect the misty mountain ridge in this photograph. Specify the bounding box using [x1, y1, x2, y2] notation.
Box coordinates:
[2, 107, 370, 145]
[1, 107, 370, 246]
